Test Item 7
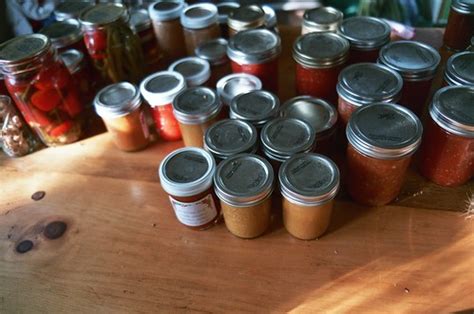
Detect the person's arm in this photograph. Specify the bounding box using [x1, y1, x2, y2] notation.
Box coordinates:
[19, 0, 56, 20]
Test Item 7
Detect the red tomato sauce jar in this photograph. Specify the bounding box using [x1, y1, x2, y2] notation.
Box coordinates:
[301, 6, 343, 35]
[140, 71, 186, 141]
[346, 103, 422, 206]
[418, 86, 474, 187]
[39, 19, 86, 55]
[229, 90, 280, 129]
[293, 32, 349, 103]
[195, 38, 231, 88]
[159, 147, 220, 230]
[378, 41, 441, 116]
[443, 51, 474, 87]
[227, 29, 281, 93]
[169, 57, 211, 87]
[443, 0, 474, 50]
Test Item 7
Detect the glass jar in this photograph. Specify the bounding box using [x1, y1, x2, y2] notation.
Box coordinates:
[293, 32, 349, 104]
[346, 103, 422, 206]
[216, 73, 262, 108]
[60, 49, 96, 105]
[301, 6, 343, 35]
[281, 96, 338, 155]
[148, 1, 187, 65]
[168, 57, 211, 87]
[195, 38, 231, 87]
[262, 5, 279, 34]
[279, 153, 340, 240]
[0, 73, 8, 96]
[339, 16, 391, 64]
[418, 86, 474, 187]
[378, 41, 441, 116]
[79, 4, 145, 84]
[39, 19, 86, 55]
[204, 119, 258, 162]
[228, 29, 281, 93]
[214, 154, 274, 238]
[443, 0, 474, 51]
[181, 3, 221, 55]
[229, 90, 279, 129]
[217, 2, 240, 39]
[159, 147, 220, 230]
[443, 51, 474, 86]
[0, 34, 83, 146]
[54, 1, 92, 21]
[336, 63, 403, 126]
[227, 5, 266, 37]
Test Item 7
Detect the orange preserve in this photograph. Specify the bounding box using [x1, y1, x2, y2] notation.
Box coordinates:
[301, 7, 343, 35]
[443, 52, 474, 86]
[229, 90, 280, 129]
[443, 0, 474, 50]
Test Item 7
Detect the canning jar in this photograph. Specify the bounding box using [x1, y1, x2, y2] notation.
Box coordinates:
[181, 3, 221, 55]
[79, 3, 145, 84]
[346, 103, 422, 206]
[263, 5, 279, 34]
[172, 87, 222, 147]
[159, 147, 220, 230]
[279, 153, 340, 240]
[293, 32, 349, 103]
[281, 96, 338, 155]
[0, 34, 83, 146]
[418, 86, 474, 187]
[216, 73, 262, 108]
[214, 154, 274, 238]
[379, 41, 441, 116]
[39, 19, 86, 55]
[227, 5, 266, 37]
[336, 63, 403, 126]
[301, 6, 343, 35]
[148, 1, 187, 65]
[443, 0, 474, 51]
[228, 29, 281, 93]
[443, 52, 474, 86]
[195, 38, 231, 87]
[60, 49, 96, 105]
[230, 90, 279, 129]
[339, 16, 391, 64]
[54, 1, 92, 21]
[204, 119, 258, 162]
[217, 2, 240, 38]
[169, 57, 211, 87]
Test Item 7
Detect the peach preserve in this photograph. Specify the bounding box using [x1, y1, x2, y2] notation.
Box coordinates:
[443, 52, 474, 86]
[443, 0, 474, 50]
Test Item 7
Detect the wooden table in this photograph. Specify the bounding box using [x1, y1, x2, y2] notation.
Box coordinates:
[1, 27, 473, 313]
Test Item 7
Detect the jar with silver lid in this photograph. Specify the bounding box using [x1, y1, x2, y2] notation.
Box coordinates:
[262, 5, 278, 34]
[216, 2, 240, 38]
[419, 86, 474, 187]
[204, 119, 258, 162]
[169, 57, 211, 87]
[195, 38, 231, 87]
[346, 103, 422, 206]
[301, 6, 343, 35]
[230, 90, 279, 129]
[443, 0, 474, 50]
[54, 1, 92, 21]
[216, 73, 262, 108]
[214, 153, 274, 238]
[443, 52, 474, 86]
[39, 19, 86, 54]
[281, 96, 338, 155]
[279, 153, 340, 240]
[227, 5, 266, 37]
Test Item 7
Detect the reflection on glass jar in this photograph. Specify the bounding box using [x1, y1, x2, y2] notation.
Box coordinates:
[227, 5, 266, 37]
[216, 73, 262, 108]
[443, 0, 474, 51]
[40, 19, 87, 55]
[230, 90, 279, 130]
[195, 38, 231, 88]
[443, 51, 474, 86]
[262, 5, 279, 34]
[302, 7, 343, 35]
[169, 57, 211, 87]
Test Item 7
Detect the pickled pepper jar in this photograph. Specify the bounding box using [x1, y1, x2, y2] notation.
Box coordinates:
[229, 90, 280, 129]
[216, 2, 240, 38]
[227, 5, 266, 37]
[195, 38, 231, 87]
[443, 52, 474, 86]
[216, 73, 262, 108]
[39, 19, 87, 55]
[169, 57, 211, 87]
[0, 34, 83, 146]
[443, 0, 474, 51]
[301, 7, 343, 35]
[418, 86, 474, 187]
[346, 103, 422, 206]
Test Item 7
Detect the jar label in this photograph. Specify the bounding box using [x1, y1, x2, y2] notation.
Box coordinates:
[170, 194, 217, 227]
[140, 111, 150, 139]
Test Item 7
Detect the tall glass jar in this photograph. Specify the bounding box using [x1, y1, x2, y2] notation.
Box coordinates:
[0, 34, 83, 146]
[443, 52, 474, 86]
[168, 57, 211, 87]
[301, 7, 343, 35]
[216, 2, 240, 38]
[443, 0, 474, 51]
[39, 19, 87, 55]
[227, 4, 266, 37]
[195, 38, 231, 87]
[54, 1, 92, 21]
[230, 90, 279, 129]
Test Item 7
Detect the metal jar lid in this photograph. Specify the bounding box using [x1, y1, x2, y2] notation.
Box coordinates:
[338, 16, 391, 50]
[217, 2, 240, 24]
[180, 3, 218, 30]
[159, 147, 216, 198]
[337, 63, 403, 106]
[0, 34, 50, 71]
[169, 57, 211, 87]
[39, 19, 83, 49]
[204, 119, 258, 159]
[227, 29, 281, 64]
[60, 49, 84, 74]
[195, 38, 228, 66]
[79, 4, 129, 30]
[302, 7, 343, 33]
[140, 71, 186, 106]
[55, 1, 92, 21]
[129, 9, 152, 33]
[346, 103, 423, 160]
[280, 96, 337, 134]
[149, 1, 186, 22]
[262, 6, 277, 29]
[172, 87, 222, 124]
[227, 5, 266, 31]
[429, 86, 474, 138]
[293, 32, 349, 68]
[261, 118, 316, 161]
[94, 82, 142, 119]
[279, 153, 340, 206]
[378, 41, 441, 81]
[214, 154, 274, 207]
[451, 0, 474, 14]
[216, 73, 262, 106]
[444, 52, 474, 86]
[230, 90, 280, 127]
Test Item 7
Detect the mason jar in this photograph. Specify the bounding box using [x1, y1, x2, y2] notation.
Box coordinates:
[301, 6, 343, 35]
[168, 57, 211, 87]
[443, 0, 474, 51]
[443, 51, 474, 86]
[229, 90, 280, 129]
[54, 1, 92, 21]
[216, 2, 240, 38]
[216, 73, 262, 108]
[60, 49, 96, 105]
[195, 38, 231, 87]
[39, 19, 86, 55]
[227, 4, 266, 37]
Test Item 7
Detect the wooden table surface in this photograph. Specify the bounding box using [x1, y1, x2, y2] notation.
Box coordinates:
[1, 27, 473, 313]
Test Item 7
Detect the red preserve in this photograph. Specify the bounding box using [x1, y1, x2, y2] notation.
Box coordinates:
[39, 19, 87, 55]
[418, 86, 474, 187]
[443, 51, 474, 86]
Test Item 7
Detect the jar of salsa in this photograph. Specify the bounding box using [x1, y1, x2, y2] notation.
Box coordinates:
[346, 103, 422, 206]
[227, 29, 281, 93]
[169, 57, 211, 87]
[54, 1, 92, 21]
[293, 32, 349, 103]
[181, 3, 221, 55]
[214, 154, 274, 238]
[140, 71, 186, 141]
[378, 41, 441, 116]
[229, 90, 280, 129]
[443, 0, 474, 51]
[301, 6, 343, 35]
[216, 2, 239, 38]
[0, 34, 83, 146]
[336, 63, 403, 126]
[195, 38, 231, 87]
[443, 51, 474, 86]
[216, 73, 262, 108]
[339, 16, 391, 64]
[159, 147, 220, 230]
[227, 4, 266, 37]
[39, 19, 86, 55]
[418, 86, 474, 187]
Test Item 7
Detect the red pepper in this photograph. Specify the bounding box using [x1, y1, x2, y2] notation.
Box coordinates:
[24, 107, 52, 127]
[31, 89, 61, 112]
[50, 120, 73, 137]
[84, 30, 107, 59]
[35, 65, 70, 91]
[62, 89, 83, 117]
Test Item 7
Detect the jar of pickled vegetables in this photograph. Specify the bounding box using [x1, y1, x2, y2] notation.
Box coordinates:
[227, 4, 266, 37]
[39, 19, 86, 55]
[54, 1, 92, 21]
[443, 51, 474, 86]
[0, 34, 83, 146]
[230, 90, 279, 129]
[168, 57, 211, 87]
[217, 2, 240, 38]
[216, 73, 262, 108]
[195, 38, 231, 87]
[301, 7, 343, 35]
[60, 49, 96, 105]
[443, 0, 474, 51]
